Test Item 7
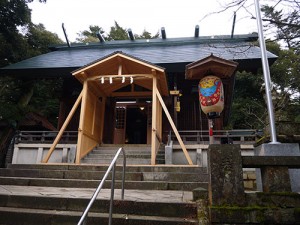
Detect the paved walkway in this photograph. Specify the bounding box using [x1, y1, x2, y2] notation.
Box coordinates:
[0, 185, 193, 203]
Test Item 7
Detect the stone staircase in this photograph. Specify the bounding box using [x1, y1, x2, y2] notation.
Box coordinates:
[0, 163, 208, 225]
[81, 144, 165, 165]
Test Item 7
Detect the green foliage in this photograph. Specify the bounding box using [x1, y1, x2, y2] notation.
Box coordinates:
[0, 0, 31, 35]
[0, 77, 63, 127]
[230, 41, 300, 129]
[270, 48, 300, 94]
[135, 29, 159, 39]
[0, 77, 28, 124]
[29, 78, 63, 125]
[76, 21, 160, 42]
[107, 21, 128, 41]
[0, 31, 32, 67]
[76, 25, 105, 43]
[26, 23, 63, 56]
[0, 0, 61, 67]
[230, 71, 266, 129]
[262, 4, 300, 50]
[0, 0, 63, 129]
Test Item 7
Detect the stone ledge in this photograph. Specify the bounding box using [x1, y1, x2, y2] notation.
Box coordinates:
[210, 192, 300, 224]
[210, 206, 300, 224]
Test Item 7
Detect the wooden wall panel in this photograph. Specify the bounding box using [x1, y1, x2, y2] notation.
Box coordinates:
[79, 134, 98, 159]
[76, 83, 104, 163]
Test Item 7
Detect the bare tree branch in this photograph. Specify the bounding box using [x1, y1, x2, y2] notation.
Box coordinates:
[251, 17, 300, 28]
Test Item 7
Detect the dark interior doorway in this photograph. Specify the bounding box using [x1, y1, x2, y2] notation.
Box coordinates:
[126, 107, 147, 144]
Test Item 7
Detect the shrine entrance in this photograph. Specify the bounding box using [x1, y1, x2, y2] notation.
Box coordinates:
[113, 102, 151, 145]
[42, 51, 193, 165]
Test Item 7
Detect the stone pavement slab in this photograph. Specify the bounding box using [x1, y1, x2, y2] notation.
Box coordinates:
[0, 185, 193, 203]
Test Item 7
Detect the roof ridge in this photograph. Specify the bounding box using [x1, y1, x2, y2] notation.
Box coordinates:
[49, 34, 258, 51]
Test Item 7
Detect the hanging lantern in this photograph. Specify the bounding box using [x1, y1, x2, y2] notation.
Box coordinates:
[198, 75, 224, 119]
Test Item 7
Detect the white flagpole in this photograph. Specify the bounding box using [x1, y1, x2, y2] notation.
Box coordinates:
[254, 0, 279, 144]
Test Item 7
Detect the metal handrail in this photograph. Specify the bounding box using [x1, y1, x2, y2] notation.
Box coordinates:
[77, 147, 126, 225]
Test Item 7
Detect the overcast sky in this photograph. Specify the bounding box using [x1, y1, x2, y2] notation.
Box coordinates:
[28, 0, 258, 42]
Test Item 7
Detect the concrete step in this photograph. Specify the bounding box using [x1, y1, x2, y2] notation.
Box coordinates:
[0, 207, 198, 225]
[2, 164, 208, 191]
[81, 152, 161, 165]
[91, 149, 152, 154]
[96, 144, 151, 149]
[0, 168, 143, 181]
[0, 192, 196, 218]
[0, 162, 205, 224]
[81, 159, 166, 165]
[0, 168, 207, 182]
[81, 158, 152, 165]
[82, 144, 166, 165]
[0, 186, 199, 225]
[0, 176, 207, 191]
[7, 164, 207, 173]
[84, 153, 165, 159]
[86, 153, 153, 157]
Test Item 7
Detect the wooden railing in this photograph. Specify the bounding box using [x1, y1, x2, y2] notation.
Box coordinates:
[170, 129, 262, 144]
[15, 131, 78, 144]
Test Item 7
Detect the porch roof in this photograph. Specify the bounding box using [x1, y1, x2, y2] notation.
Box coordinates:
[0, 34, 277, 78]
[72, 51, 169, 96]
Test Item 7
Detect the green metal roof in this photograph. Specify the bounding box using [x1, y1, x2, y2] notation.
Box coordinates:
[0, 34, 277, 77]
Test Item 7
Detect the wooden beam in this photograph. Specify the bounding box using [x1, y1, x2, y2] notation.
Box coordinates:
[87, 74, 153, 81]
[99, 97, 106, 144]
[151, 74, 158, 165]
[80, 128, 96, 140]
[42, 90, 83, 163]
[158, 100, 162, 140]
[111, 91, 152, 97]
[156, 90, 193, 165]
[88, 81, 106, 98]
[118, 64, 122, 75]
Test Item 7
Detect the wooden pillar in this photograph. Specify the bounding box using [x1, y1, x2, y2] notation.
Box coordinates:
[99, 96, 106, 144]
[151, 74, 158, 165]
[157, 96, 162, 140]
[76, 81, 89, 164]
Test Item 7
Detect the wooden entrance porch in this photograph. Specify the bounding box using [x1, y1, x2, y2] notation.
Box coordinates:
[42, 52, 193, 165]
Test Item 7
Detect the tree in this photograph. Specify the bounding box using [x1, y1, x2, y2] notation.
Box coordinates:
[229, 41, 300, 131]
[76, 22, 160, 43]
[107, 21, 128, 41]
[205, 0, 300, 51]
[26, 23, 64, 56]
[76, 25, 105, 43]
[0, 3, 64, 127]
[261, 4, 300, 50]
[229, 71, 266, 129]
[0, 0, 48, 67]
[135, 29, 159, 39]
[0, 0, 65, 167]
[212, 1, 300, 133]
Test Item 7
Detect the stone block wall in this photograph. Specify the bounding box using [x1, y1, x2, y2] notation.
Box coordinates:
[243, 170, 257, 190]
